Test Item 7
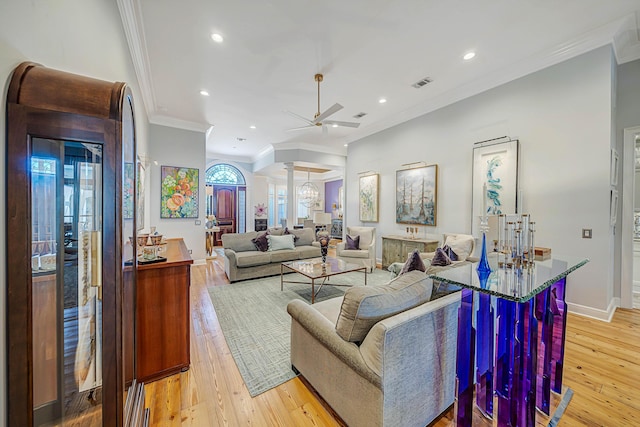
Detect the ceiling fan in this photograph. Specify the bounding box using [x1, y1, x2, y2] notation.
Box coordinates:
[286, 73, 360, 133]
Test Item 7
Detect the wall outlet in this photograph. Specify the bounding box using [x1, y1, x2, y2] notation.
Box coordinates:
[188, 249, 192, 254]
[195, 220, 201, 225]
[582, 228, 592, 239]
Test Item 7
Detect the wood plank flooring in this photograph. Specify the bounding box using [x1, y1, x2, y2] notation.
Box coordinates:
[147, 257, 640, 426]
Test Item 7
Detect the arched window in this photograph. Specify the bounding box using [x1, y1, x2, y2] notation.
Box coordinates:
[205, 163, 247, 235]
[206, 163, 245, 185]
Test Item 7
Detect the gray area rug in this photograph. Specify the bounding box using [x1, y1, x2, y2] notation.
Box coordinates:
[207, 268, 391, 396]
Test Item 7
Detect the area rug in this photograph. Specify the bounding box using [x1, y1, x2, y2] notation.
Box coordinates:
[207, 268, 391, 396]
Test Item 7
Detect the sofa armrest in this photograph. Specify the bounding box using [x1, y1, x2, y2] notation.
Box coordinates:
[335, 241, 346, 256]
[287, 299, 381, 387]
[223, 248, 237, 265]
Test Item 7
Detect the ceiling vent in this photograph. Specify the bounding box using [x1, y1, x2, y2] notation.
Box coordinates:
[353, 112, 367, 119]
[411, 77, 433, 88]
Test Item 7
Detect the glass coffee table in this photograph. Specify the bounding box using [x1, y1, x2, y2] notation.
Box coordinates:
[281, 257, 367, 303]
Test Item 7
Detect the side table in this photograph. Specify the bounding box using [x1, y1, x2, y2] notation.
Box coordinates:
[430, 254, 588, 426]
[205, 226, 220, 257]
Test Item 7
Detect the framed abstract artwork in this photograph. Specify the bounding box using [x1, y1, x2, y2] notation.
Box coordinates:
[359, 174, 379, 222]
[161, 165, 199, 218]
[395, 164, 437, 226]
[472, 139, 519, 235]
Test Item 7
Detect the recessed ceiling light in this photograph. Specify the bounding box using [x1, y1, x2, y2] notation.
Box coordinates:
[463, 51, 476, 61]
[249, 125, 256, 129]
[332, 124, 338, 128]
[211, 33, 224, 43]
[200, 90, 210, 96]
[379, 98, 387, 104]
[344, 144, 348, 147]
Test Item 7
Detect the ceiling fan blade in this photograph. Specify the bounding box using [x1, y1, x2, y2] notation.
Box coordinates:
[313, 103, 343, 124]
[323, 120, 360, 128]
[285, 110, 314, 125]
[286, 125, 316, 132]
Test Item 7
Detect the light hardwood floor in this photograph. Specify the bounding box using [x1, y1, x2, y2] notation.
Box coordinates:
[146, 258, 640, 426]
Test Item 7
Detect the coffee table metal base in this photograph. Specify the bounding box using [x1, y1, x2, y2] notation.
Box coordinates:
[280, 258, 367, 303]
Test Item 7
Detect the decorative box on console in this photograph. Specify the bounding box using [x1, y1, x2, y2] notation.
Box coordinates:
[534, 247, 551, 260]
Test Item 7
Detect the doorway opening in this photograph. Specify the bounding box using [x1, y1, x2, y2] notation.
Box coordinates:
[205, 163, 246, 245]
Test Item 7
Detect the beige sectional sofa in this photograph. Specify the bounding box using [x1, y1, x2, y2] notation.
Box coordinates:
[287, 270, 460, 427]
[222, 227, 321, 282]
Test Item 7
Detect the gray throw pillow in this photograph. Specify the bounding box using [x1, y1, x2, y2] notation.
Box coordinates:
[346, 234, 360, 250]
[400, 249, 427, 275]
[335, 270, 433, 343]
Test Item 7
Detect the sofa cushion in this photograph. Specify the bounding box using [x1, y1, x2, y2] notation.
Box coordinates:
[346, 234, 360, 250]
[339, 249, 369, 259]
[443, 234, 474, 261]
[268, 234, 296, 251]
[268, 227, 285, 236]
[400, 250, 427, 274]
[296, 245, 322, 259]
[335, 270, 433, 343]
[222, 231, 259, 252]
[235, 251, 272, 267]
[269, 249, 300, 263]
[290, 228, 314, 246]
[252, 231, 269, 252]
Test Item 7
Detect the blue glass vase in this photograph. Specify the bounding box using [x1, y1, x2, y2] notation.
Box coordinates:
[476, 232, 492, 277]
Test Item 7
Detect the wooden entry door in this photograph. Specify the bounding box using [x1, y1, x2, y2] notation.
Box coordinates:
[214, 186, 236, 246]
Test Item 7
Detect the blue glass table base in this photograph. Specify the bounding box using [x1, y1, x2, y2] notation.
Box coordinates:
[455, 278, 569, 426]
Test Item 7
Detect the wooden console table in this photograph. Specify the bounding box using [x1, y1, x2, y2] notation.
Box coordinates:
[381, 235, 439, 269]
[136, 238, 193, 382]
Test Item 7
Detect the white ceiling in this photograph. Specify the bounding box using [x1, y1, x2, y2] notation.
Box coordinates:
[119, 0, 640, 164]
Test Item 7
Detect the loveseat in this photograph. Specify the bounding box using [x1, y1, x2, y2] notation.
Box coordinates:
[287, 270, 460, 427]
[222, 227, 321, 282]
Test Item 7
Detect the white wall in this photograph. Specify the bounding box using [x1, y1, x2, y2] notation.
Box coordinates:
[346, 46, 615, 317]
[149, 124, 207, 261]
[0, 0, 149, 421]
[616, 59, 640, 301]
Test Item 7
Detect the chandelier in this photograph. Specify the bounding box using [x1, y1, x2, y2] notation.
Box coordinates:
[298, 170, 320, 207]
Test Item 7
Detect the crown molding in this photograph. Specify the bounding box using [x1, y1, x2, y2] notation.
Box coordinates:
[148, 113, 211, 133]
[339, 13, 640, 148]
[613, 12, 640, 64]
[117, 0, 157, 117]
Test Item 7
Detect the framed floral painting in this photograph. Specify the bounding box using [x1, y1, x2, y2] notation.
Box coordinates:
[161, 166, 199, 218]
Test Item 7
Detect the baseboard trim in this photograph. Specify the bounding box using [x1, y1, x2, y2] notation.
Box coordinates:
[193, 258, 207, 265]
[567, 297, 618, 322]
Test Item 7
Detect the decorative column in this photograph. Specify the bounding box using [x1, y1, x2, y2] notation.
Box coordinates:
[284, 162, 295, 228]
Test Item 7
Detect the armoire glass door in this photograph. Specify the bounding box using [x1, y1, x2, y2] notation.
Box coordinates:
[31, 137, 104, 426]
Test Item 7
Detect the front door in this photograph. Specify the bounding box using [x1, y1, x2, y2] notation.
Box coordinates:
[214, 186, 236, 246]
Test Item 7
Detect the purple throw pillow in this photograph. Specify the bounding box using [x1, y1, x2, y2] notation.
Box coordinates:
[346, 234, 360, 250]
[252, 232, 269, 252]
[431, 247, 452, 266]
[442, 244, 458, 261]
[400, 250, 427, 275]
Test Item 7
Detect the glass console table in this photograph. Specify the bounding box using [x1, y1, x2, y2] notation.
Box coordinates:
[430, 253, 589, 427]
